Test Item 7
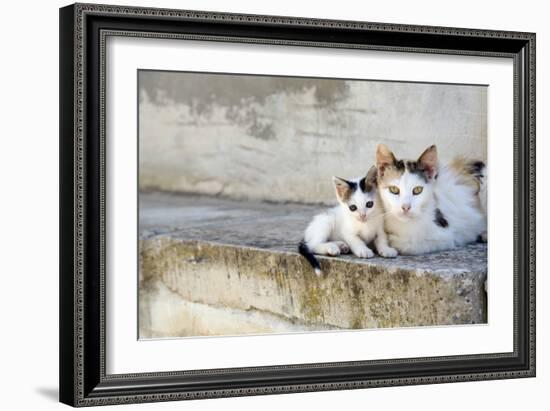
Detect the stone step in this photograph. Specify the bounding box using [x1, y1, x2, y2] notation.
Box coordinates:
[139, 281, 339, 339]
[139, 191, 487, 338]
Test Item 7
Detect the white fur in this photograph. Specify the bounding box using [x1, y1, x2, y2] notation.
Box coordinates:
[380, 164, 486, 255]
[303, 177, 397, 269]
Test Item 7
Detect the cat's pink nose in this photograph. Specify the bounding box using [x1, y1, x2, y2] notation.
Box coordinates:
[401, 203, 411, 213]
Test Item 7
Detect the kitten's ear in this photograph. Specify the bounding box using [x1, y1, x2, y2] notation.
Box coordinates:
[332, 176, 352, 200]
[418, 144, 438, 180]
[365, 165, 378, 189]
[376, 144, 396, 177]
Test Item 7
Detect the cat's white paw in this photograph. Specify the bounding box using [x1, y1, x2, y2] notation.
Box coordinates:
[378, 246, 398, 258]
[352, 244, 374, 259]
[334, 241, 350, 254]
[324, 243, 341, 256]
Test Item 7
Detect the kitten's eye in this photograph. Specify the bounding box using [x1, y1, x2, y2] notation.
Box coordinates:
[349, 205, 357, 212]
[388, 186, 400, 195]
[412, 186, 423, 195]
[366, 201, 374, 208]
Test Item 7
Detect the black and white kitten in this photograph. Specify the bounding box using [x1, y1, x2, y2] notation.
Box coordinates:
[299, 166, 397, 275]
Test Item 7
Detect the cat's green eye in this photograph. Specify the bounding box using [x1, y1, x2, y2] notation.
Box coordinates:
[412, 186, 424, 195]
[388, 186, 400, 195]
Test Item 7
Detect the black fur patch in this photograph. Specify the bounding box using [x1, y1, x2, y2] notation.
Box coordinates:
[405, 160, 419, 172]
[359, 177, 375, 193]
[466, 160, 485, 182]
[347, 180, 358, 191]
[434, 208, 449, 228]
[405, 160, 429, 182]
[298, 241, 321, 273]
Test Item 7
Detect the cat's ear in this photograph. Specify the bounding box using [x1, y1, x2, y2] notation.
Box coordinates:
[418, 144, 438, 180]
[376, 144, 396, 177]
[332, 176, 352, 200]
[358, 167, 377, 193]
[365, 165, 378, 190]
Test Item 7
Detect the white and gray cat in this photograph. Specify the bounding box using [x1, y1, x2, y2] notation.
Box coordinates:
[298, 166, 397, 276]
[375, 144, 487, 255]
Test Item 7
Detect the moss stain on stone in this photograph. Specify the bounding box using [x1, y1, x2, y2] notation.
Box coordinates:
[299, 286, 323, 323]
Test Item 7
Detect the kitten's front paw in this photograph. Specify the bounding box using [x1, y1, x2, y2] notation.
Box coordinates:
[334, 241, 350, 254]
[352, 244, 374, 259]
[324, 243, 341, 256]
[378, 246, 398, 258]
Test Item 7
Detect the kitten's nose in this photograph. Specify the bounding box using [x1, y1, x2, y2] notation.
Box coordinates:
[401, 203, 411, 213]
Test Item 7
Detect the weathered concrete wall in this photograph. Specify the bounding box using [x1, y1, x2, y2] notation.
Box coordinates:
[139, 71, 487, 204]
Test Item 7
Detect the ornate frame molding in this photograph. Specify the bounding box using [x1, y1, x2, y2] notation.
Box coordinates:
[60, 3, 535, 407]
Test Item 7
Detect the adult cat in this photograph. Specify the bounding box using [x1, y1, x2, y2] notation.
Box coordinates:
[376, 144, 487, 255]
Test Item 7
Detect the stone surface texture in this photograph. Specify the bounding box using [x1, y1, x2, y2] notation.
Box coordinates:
[139, 192, 487, 338]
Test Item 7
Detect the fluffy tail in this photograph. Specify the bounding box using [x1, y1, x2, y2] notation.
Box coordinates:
[298, 241, 322, 276]
[464, 159, 487, 216]
[451, 157, 487, 242]
[476, 162, 487, 216]
[476, 162, 487, 242]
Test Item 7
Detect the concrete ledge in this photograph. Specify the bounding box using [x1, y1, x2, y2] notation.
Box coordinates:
[139, 191, 487, 337]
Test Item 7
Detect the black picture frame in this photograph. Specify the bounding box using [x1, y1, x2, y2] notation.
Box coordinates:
[59, 3, 536, 407]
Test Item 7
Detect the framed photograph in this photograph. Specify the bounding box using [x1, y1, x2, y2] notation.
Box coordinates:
[59, 3, 536, 407]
